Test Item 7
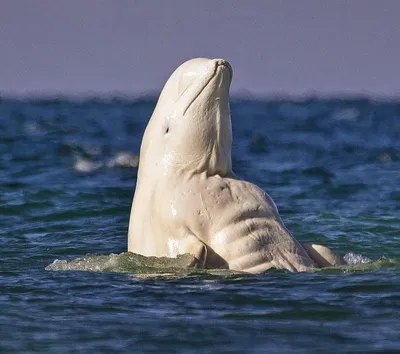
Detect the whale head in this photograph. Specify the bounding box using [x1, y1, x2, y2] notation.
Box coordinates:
[140, 58, 233, 178]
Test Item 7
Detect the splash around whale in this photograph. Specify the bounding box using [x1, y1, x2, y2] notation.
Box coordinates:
[127, 57, 346, 273]
[46, 251, 397, 276]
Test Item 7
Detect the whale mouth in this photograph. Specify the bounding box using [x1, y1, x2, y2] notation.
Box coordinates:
[216, 59, 233, 79]
[182, 59, 232, 116]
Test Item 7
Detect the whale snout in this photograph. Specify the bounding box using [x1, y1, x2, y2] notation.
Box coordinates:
[214, 59, 233, 79]
[152, 57, 232, 118]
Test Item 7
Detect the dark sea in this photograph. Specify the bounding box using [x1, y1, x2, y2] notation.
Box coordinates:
[1, 97, 399, 353]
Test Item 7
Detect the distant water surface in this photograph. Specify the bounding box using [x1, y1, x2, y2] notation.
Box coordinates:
[0, 97, 399, 353]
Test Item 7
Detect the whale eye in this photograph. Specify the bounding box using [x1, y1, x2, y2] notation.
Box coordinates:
[163, 119, 171, 136]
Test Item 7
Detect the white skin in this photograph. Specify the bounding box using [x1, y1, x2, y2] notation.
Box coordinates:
[128, 58, 343, 272]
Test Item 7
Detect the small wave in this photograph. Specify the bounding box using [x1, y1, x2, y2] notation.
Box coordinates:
[73, 152, 138, 173]
[320, 255, 400, 273]
[106, 152, 138, 168]
[73, 157, 103, 173]
[24, 121, 51, 135]
[331, 107, 359, 121]
[46, 252, 196, 273]
[45, 252, 400, 277]
[343, 252, 372, 265]
[45, 252, 244, 277]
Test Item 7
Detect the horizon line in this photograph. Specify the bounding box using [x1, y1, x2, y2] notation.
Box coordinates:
[1, 89, 400, 102]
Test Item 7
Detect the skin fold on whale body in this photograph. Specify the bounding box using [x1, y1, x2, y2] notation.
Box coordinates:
[128, 57, 343, 273]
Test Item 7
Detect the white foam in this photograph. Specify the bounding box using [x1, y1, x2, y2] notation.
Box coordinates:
[73, 157, 103, 173]
[343, 252, 372, 265]
[106, 152, 138, 168]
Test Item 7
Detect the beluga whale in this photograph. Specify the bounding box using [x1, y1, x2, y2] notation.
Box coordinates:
[128, 58, 344, 273]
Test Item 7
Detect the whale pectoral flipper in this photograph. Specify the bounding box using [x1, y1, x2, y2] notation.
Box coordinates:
[301, 243, 345, 268]
[179, 233, 208, 269]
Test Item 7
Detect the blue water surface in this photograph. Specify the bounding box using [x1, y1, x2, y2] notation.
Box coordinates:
[0, 97, 399, 353]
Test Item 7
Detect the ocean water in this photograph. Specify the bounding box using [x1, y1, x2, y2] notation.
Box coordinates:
[1, 97, 399, 353]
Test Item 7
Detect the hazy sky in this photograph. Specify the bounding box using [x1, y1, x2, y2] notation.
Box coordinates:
[1, 1, 399, 97]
